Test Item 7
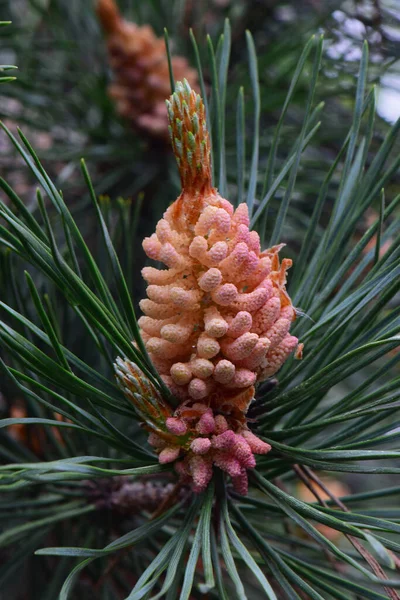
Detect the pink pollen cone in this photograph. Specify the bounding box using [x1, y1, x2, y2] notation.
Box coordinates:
[159, 446, 180, 464]
[166, 417, 187, 436]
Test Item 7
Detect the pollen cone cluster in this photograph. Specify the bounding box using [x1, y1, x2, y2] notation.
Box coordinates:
[96, 0, 198, 139]
[140, 80, 300, 414]
[115, 359, 271, 494]
[116, 80, 301, 494]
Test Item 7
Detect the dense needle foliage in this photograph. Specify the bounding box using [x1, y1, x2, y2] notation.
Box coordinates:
[0, 15, 400, 600]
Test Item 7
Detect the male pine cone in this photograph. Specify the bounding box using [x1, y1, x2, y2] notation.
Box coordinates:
[140, 80, 300, 414]
[97, 0, 198, 139]
[115, 81, 301, 494]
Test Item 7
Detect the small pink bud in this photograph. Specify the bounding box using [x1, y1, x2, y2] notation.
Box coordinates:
[141, 266, 179, 285]
[248, 230, 261, 254]
[213, 208, 231, 234]
[233, 436, 256, 469]
[204, 306, 228, 338]
[212, 429, 236, 450]
[237, 337, 270, 370]
[252, 297, 281, 334]
[190, 358, 214, 379]
[188, 378, 210, 400]
[220, 242, 249, 275]
[159, 446, 180, 464]
[221, 332, 259, 361]
[208, 241, 228, 263]
[166, 417, 187, 436]
[139, 299, 177, 319]
[146, 284, 170, 303]
[189, 236, 208, 259]
[190, 456, 213, 493]
[220, 198, 234, 215]
[234, 287, 270, 312]
[197, 334, 220, 359]
[139, 315, 167, 337]
[156, 219, 172, 243]
[190, 437, 212, 455]
[262, 334, 298, 377]
[170, 362, 192, 386]
[196, 410, 215, 435]
[264, 318, 291, 349]
[161, 322, 192, 343]
[198, 268, 223, 292]
[213, 360, 235, 384]
[142, 235, 161, 260]
[213, 452, 242, 477]
[170, 287, 200, 309]
[159, 242, 184, 268]
[211, 283, 239, 306]
[146, 337, 181, 358]
[227, 311, 253, 338]
[194, 205, 219, 235]
[241, 430, 271, 455]
[228, 368, 257, 389]
[232, 203, 250, 227]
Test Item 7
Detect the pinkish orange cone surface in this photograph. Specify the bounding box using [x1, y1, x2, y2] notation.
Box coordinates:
[140, 80, 299, 415]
